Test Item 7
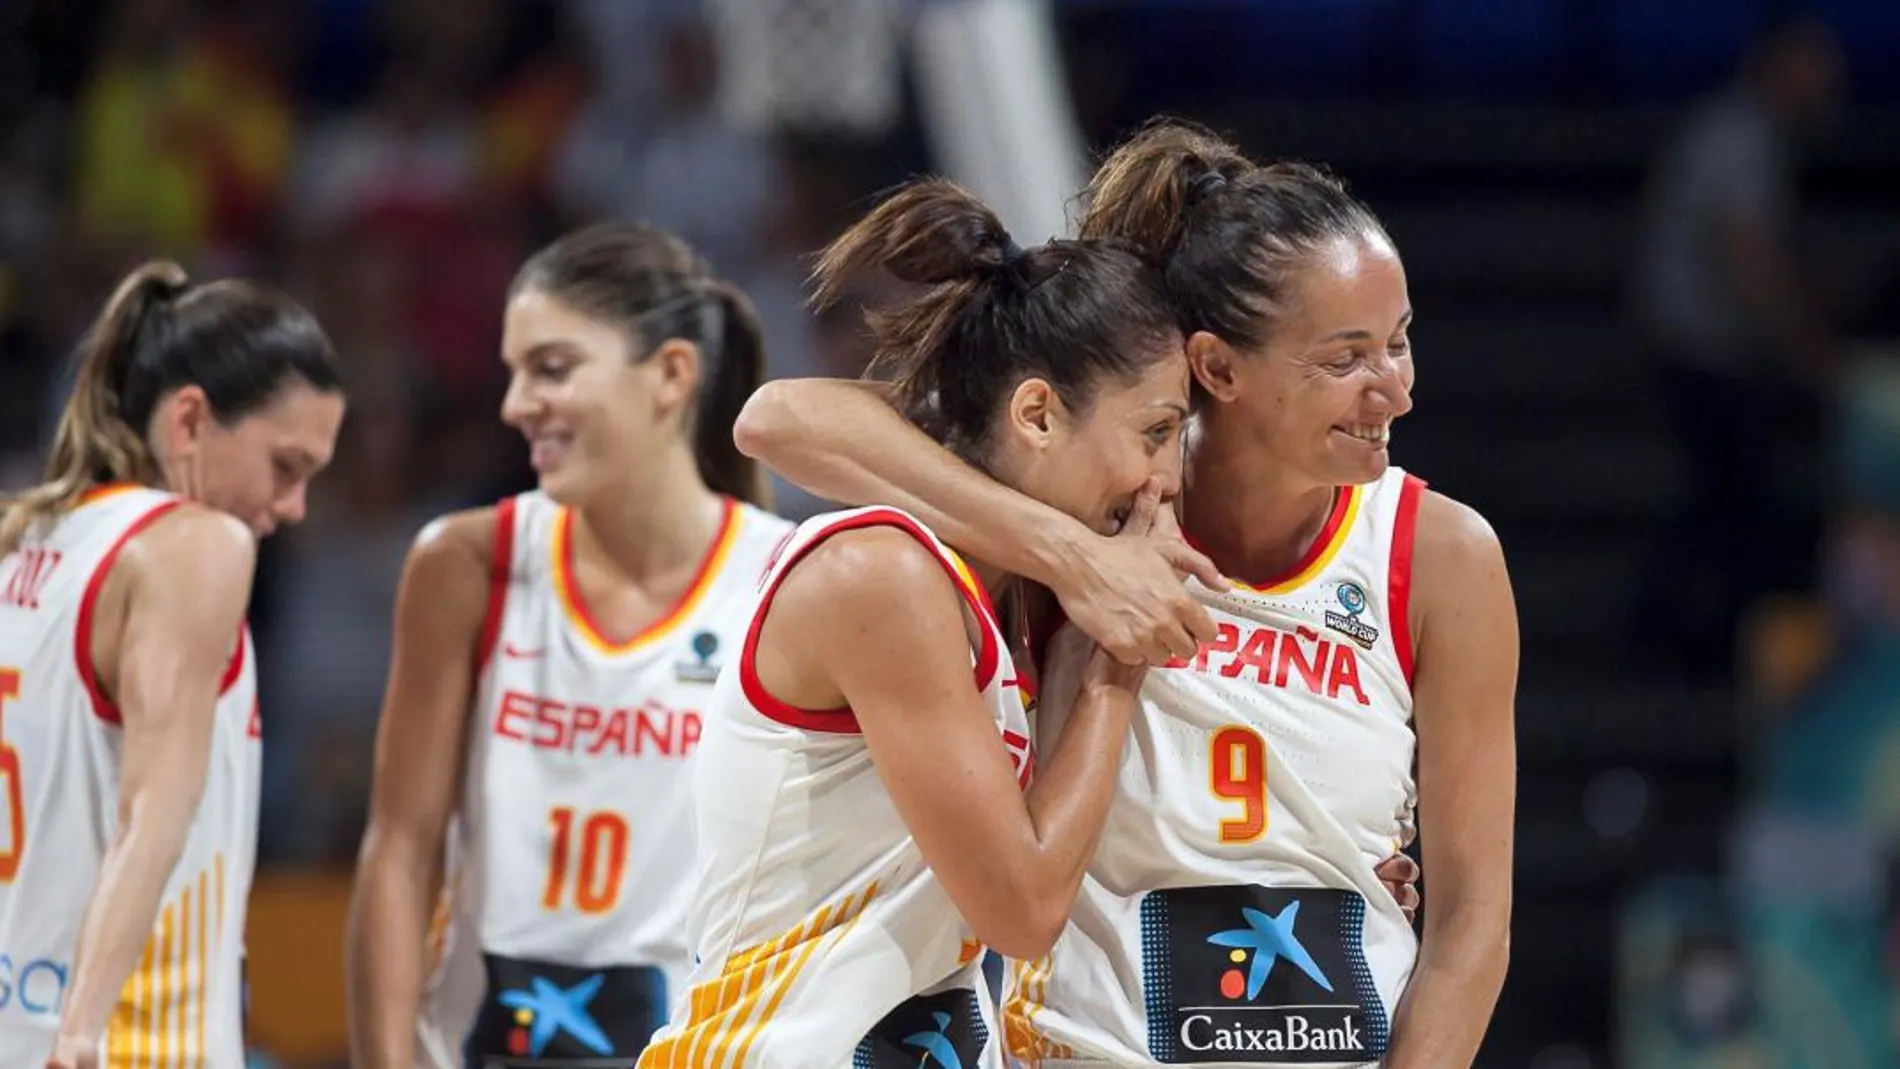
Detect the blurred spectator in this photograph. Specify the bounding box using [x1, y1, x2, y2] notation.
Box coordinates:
[1725, 357, 1900, 1069]
[290, 0, 520, 401]
[289, 1, 494, 234]
[0, 110, 61, 462]
[1629, 14, 1847, 675]
[73, 0, 294, 268]
[554, 9, 778, 274]
[1759, 358, 1900, 827]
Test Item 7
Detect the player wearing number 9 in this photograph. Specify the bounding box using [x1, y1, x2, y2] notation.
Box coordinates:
[345, 224, 793, 1069]
[733, 118, 1515, 1068]
[0, 261, 346, 1069]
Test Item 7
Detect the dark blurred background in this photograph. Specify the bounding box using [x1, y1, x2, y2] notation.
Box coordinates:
[2, 1, 1898, 1066]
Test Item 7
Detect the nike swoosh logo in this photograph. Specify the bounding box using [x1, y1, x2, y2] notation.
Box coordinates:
[503, 642, 547, 659]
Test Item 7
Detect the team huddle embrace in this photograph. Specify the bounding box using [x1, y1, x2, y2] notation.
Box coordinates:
[0, 118, 1516, 1069]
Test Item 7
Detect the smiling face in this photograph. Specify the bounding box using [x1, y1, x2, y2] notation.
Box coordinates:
[1192, 231, 1414, 489]
[987, 343, 1192, 535]
[498, 286, 698, 507]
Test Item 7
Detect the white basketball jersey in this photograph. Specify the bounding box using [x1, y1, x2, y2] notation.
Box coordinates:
[1007, 468, 1426, 1069]
[419, 492, 792, 1069]
[0, 484, 259, 1069]
[640, 506, 1035, 1069]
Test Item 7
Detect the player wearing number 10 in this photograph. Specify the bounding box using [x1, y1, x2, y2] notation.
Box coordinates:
[735, 121, 1516, 1068]
[0, 261, 345, 1069]
[346, 223, 792, 1069]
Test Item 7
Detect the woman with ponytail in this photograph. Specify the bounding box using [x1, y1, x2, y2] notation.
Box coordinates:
[347, 222, 795, 1069]
[631, 178, 1194, 1069]
[732, 119, 1514, 1068]
[0, 260, 345, 1069]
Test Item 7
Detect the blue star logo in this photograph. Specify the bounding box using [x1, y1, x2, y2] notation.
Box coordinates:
[903, 1010, 962, 1069]
[1207, 903, 1334, 1000]
[498, 974, 615, 1057]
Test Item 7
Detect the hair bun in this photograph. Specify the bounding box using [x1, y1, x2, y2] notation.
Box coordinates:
[1186, 170, 1228, 204]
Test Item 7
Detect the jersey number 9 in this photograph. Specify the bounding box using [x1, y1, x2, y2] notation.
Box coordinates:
[542, 806, 630, 914]
[0, 668, 23, 882]
[1209, 725, 1268, 844]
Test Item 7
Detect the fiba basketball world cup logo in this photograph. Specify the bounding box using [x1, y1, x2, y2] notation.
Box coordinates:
[674, 630, 722, 684]
[1323, 581, 1380, 650]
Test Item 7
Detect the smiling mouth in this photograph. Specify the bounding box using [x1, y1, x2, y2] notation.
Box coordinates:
[527, 431, 575, 470]
[1335, 423, 1389, 446]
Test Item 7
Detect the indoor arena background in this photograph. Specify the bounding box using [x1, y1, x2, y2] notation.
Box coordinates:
[2, 1, 1898, 1066]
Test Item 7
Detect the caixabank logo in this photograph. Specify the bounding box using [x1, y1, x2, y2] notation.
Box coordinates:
[1140, 887, 1389, 1063]
[853, 987, 987, 1069]
[464, 954, 667, 1068]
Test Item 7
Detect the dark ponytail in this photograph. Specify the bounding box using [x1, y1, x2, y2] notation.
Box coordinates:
[1081, 117, 1390, 351]
[696, 280, 770, 508]
[1, 259, 341, 553]
[810, 178, 1180, 468]
[511, 221, 770, 508]
[1079, 120, 1250, 262]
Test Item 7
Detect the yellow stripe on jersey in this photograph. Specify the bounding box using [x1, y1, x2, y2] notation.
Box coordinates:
[157, 904, 176, 1067]
[553, 500, 743, 656]
[106, 854, 224, 1069]
[424, 881, 454, 976]
[1004, 955, 1072, 1065]
[1266, 484, 1361, 593]
[1231, 483, 1363, 596]
[196, 865, 209, 1064]
[179, 885, 193, 1067]
[646, 882, 879, 1069]
[943, 549, 990, 615]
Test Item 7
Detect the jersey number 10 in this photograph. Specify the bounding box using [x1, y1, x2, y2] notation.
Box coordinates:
[1209, 725, 1269, 844]
[541, 807, 630, 914]
[0, 668, 24, 882]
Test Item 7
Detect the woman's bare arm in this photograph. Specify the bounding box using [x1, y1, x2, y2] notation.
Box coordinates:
[1383, 492, 1517, 1069]
[734, 377, 1222, 664]
[347, 510, 493, 1069]
[52, 508, 255, 1063]
[763, 527, 1142, 959]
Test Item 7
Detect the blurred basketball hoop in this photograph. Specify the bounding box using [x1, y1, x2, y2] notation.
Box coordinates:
[704, 0, 906, 136]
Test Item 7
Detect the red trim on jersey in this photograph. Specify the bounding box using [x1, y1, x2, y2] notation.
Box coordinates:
[740, 509, 1002, 734]
[219, 627, 248, 694]
[938, 547, 1003, 691]
[1182, 483, 1357, 591]
[74, 500, 183, 725]
[1389, 474, 1427, 686]
[472, 497, 517, 676]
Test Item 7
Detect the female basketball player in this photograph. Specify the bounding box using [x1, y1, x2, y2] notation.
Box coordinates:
[636, 180, 1192, 1069]
[346, 222, 793, 1069]
[732, 121, 1515, 1068]
[0, 260, 345, 1069]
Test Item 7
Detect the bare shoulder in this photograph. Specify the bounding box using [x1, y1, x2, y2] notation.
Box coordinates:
[101, 505, 255, 670]
[760, 524, 975, 709]
[115, 503, 255, 586]
[1411, 491, 1516, 646]
[773, 525, 963, 630]
[1414, 489, 1508, 582]
[402, 505, 500, 598]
